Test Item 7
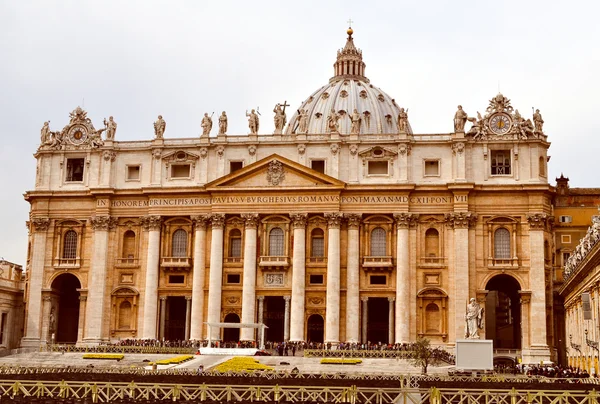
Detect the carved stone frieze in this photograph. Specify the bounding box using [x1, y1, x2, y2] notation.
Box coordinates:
[216, 145, 225, 157]
[90, 216, 118, 231]
[191, 215, 209, 230]
[452, 142, 465, 155]
[297, 144, 306, 155]
[526, 213, 550, 230]
[141, 215, 162, 231]
[308, 297, 323, 305]
[266, 160, 285, 186]
[398, 143, 411, 156]
[152, 149, 162, 160]
[330, 143, 339, 155]
[393, 213, 419, 228]
[247, 145, 257, 156]
[241, 213, 259, 229]
[31, 217, 51, 232]
[349, 144, 358, 156]
[445, 212, 477, 229]
[199, 147, 208, 159]
[226, 296, 240, 305]
[325, 212, 343, 229]
[345, 213, 362, 229]
[265, 273, 284, 286]
[210, 213, 225, 229]
[103, 150, 117, 162]
[290, 213, 308, 229]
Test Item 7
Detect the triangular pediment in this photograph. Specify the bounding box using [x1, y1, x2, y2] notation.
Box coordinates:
[205, 154, 346, 191]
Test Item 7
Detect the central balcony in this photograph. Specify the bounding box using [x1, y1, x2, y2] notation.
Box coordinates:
[362, 256, 393, 270]
[160, 257, 192, 269]
[259, 256, 290, 269]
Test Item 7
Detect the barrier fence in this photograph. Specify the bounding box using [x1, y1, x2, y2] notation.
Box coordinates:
[0, 380, 598, 403]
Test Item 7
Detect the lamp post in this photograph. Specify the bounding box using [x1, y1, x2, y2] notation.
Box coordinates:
[570, 334, 582, 369]
[585, 329, 599, 375]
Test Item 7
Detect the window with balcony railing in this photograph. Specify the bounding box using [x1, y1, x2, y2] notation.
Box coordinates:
[63, 230, 77, 260]
[172, 229, 187, 257]
[229, 229, 242, 258]
[494, 228, 511, 262]
[370, 227, 386, 256]
[269, 227, 284, 256]
[311, 228, 324, 258]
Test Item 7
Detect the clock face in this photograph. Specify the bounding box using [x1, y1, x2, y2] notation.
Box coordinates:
[67, 125, 88, 144]
[489, 113, 512, 135]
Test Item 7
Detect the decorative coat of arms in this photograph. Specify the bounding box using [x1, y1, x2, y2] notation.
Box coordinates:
[39, 106, 105, 151]
[266, 160, 285, 186]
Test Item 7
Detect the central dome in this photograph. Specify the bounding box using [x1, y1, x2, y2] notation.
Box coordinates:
[285, 29, 412, 135]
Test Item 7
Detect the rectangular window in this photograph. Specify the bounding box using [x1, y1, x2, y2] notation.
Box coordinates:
[65, 158, 85, 182]
[226, 274, 241, 284]
[561, 234, 572, 244]
[491, 151, 511, 175]
[368, 161, 388, 175]
[171, 164, 191, 178]
[562, 252, 571, 266]
[309, 274, 324, 284]
[127, 165, 141, 181]
[424, 160, 440, 176]
[311, 160, 325, 174]
[559, 216, 572, 223]
[0, 313, 6, 345]
[168, 275, 185, 284]
[370, 275, 387, 285]
[230, 161, 243, 173]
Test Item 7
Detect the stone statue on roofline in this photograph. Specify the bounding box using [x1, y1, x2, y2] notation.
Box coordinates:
[350, 108, 361, 134]
[397, 108, 408, 132]
[104, 116, 117, 140]
[533, 109, 544, 134]
[246, 109, 260, 134]
[154, 115, 166, 139]
[201, 113, 213, 137]
[218, 111, 228, 135]
[454, 105, 468, 132]
[273, 103, 287, 134]
[327, 108, 340, 133]
[297, 109, 309, 134]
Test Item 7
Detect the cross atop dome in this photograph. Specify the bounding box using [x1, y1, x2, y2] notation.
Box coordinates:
[331, 24, 368, 83]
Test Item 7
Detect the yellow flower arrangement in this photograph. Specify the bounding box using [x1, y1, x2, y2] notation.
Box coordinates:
[214, 357, 274, 372]
[320, 358, 362, 365]
[155, 355, 194, 365]
[82, 354, 124, 360]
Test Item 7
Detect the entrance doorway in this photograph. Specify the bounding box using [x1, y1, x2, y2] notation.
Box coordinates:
[51, 273, 81, 343]
[223, 313, 240, 342]
[367, 297, 389, 344]
[485, 275, 521, 349]
[264, 296, 284, 342]
[165, 296, 186, 341]
[307, 314, 324, 343]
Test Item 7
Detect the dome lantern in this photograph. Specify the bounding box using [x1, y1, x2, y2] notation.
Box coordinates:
[331, 27, 368, 83]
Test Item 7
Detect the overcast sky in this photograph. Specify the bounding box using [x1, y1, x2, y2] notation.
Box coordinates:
[1, 0, 599, 265]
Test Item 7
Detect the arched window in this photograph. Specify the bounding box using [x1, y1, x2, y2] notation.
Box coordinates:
[494, 228, 511, 259]
[269, 227, 284, 256]
[63, 230, 78, 259]
[118, 300, 132, 329]
[229, 229, 242, 257]
[172, 229, 187, 257]
[122, 230, 136, 259]
[425, 228, 439, 257]
[311, 228, 325, 257]
[370, 227, 386, 256]
[425, 303, 440, 333]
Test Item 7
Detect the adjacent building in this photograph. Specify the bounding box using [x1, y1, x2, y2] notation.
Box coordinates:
[0, 259, 24, 352]
[23, 28, 556, 363]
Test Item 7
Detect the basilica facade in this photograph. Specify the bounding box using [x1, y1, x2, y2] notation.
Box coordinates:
[23, 29, 555, 363]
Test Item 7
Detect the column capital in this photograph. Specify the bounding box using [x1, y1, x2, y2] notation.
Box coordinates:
[43, 296, 52, 302]
[393, 213, 418, 228]
[141, 215, 162, 231]
[388, 297, 395, 303]
[30, 217, 50, 232]
[283, 295, 291, 302]
[185, 296, 192, 301]
[159, 296, 167, 302]
[519, 290, 532, 304]
[345, 213, 362, 229]
[241, 213, 260, 229]
[210, 213, 226, 229]
[444, 212, 477, 229]
[191, 214, 209, 230]
[257, 295, 265, 302]
[90, 215, 118, 231]
[290, 213, 308, 229]
[526, 213, 551, 231]
[79, 295, 87, 302]
[325, 212, 343, 229]
[360, 296, 369, 302]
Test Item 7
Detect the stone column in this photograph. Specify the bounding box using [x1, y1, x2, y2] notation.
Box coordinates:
[141, 216, 162, 339]
[22, 218, 50, 347]
[361, 297, 368, 344]
[324, 212, 342, 345]
[290, 213, 307, 342]
[190, 215, 208, 341]
[520, 291, 532, 349]
[257, 296, 265, 325]
[526, 214, 550, 358]
[41, 296, 52, 344]
[388, 297, 395, 344]
[445, 212, 476, 342]
[241, 213, 259, 341]
[393, 213, 417, 344]
[84, 215, 116, 344]
[159, 297, 167, 340]
[77, 295, 87, 344]
[206, 214, 225, 340]
[284, 295, 291, 341]
[345, 214, 361, 343]
[185, 297, 192, 340]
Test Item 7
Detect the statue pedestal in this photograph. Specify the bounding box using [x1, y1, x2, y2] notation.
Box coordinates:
[453, 130, 465, 139]
[455, 339, 493, 371]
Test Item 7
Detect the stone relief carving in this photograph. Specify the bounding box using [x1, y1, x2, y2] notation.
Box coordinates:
[290, 213, 308, 228]
[308, 297, 323, 305]
[330, 143, 339, 155]
[297, 144, 306, 155]
[444, 212, 477, 228]
[218, 112, 228, 135]
[199, 147, 208, 159]
[241, 213, 259, 228]
[526, 213, 549, 230]
[216, 145, 225, 157]
[210, 213, 225, 229]
[103, 150, 116, 162]
[141, 215, 162, 231]
[452, 142, 465, 155]
[326, 108, 340, 133]
[247, 145, 257, 156]
[398, 143, 411, 156]
[31, 217, 51, 232]
[154, 115, 166, 139]
[345, 213, 362, 229]
[349, 144, 358, 156]
[266, 160, 285, 186]
[153, 149, 162, 160]
[226, 296, 240, 304]
[104, 116, 117, 140]
[201, 113, 213, 137]
[90, 215, 118, 231]
[325, 212, 343, 228]
[265, 273, 284, 286]
[246, 109, 259, 134]
[191, 215, 209, 229]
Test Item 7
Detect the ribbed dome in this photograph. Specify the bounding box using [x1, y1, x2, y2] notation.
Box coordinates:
[285, 29, 412, 135]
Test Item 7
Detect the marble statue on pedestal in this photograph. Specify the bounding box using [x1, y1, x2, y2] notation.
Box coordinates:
[465, 298, 483, 339]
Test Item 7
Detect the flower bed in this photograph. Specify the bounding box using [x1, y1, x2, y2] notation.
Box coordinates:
[214, 357, 274, 372]
[320, 358, 362, 365]
[155, 355, 194, 365]
[82, 354, 124, 360]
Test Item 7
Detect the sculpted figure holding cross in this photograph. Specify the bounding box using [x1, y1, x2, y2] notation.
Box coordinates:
[273, 101, 289, 134]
